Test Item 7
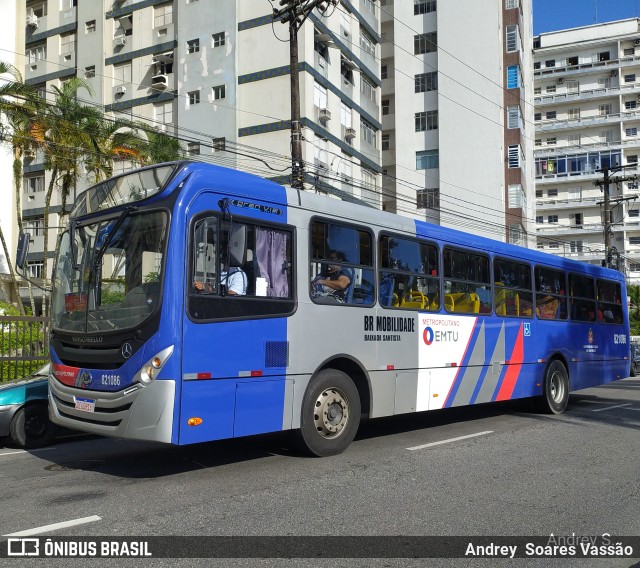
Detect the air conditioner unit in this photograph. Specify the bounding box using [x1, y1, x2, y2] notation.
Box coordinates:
[114, 36, 126, 48]
[319, 108, 331, 121]
[611, 70, 617, 77]
[115, 85, 126, 95]
[26, 14, 38, 28]
[345, 127, 356, 139]
[151, 74, 168, 89]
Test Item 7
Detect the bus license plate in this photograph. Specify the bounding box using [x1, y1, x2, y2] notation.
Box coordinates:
[74, 397, 96, 413]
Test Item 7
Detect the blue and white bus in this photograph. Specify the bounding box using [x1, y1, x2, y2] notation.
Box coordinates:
[44, 161, 630, 456]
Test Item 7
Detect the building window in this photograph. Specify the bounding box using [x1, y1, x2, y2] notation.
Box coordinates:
[630, 209, 640, 217]
[536, 216, 543, 224]
[535, 139, 541, 146]
[506, 0, 519, 8]
[381, 134, 390, 151]
[417, 188, 439, 209]
[548, 188, 558, 197]
[534, 112, 541, 121]
[414, 32, 437, 55]
[507, 145, 521, 168]
[382, 99, 390, 115]
[154, 101, 173, 125]
[625, 100, 637, 110]
[599, 104, 611, 116]
[507, 106, 522, 129]
[533, 62, 541, 70]
[416, 149, 439, 170]
[188, 90, 200, 105]
[631, 237, 640, 245]
[26, 43, 46, 65]
[27, 1, 47, 17]
[24, 175, 44, 195]
[415, 110, 438, 131]
[154, 3, 173, 27]
[546, 111, 556, 120]
[27, 262, 44, 279]
[212, 137, 225, 152]
[570, 241, 583, 253]
[572, 213, 583, 227]
[212, 84, 226, 100]
[113, 60, 132, 86]
[187, 142, 200, 155]
[625, 74, 636, 83]
[24, 218, 44, 237]
[548, 215, 558, 224]
[415, 71, 437, 93]
[626, 127, 638, 137]
[546, 85, 556, 93]
[381, 64, 388, 80]
[508, 225, 525, 246]
[598, 51, 610, 61]
[548, 241, 559, 249]
[506, 25, 519, 52]
[566, 56, 578, 66]
[545, 59, 555, 68]
[566, 80, 579, 93]
[628, 155, 638, 164]
[536, 190, 543, 198]
[360, 28, 375, 57]
[187, 39, 200, 53]
[361, 168, 378, 206]
[537, 242, 545, 249]
[624, 47, 635, 56]
[360, 119, 377, 147]
[508, 184, 525, 209]
[360, 76, 376, 103]
[85, 20, 96, 34]
[507, 65, 520, 89]
[414, 0, 436, 15]
[212, 32, 225, 47]
[84, 65, 95, 79]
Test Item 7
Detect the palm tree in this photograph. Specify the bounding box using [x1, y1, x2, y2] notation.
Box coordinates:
[0, 61, 43, 315]
[628, 284, 640, 335]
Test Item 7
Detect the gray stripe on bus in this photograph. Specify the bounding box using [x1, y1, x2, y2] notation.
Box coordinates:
[451, 320, 486, 407]
[475, 323, 506, 404]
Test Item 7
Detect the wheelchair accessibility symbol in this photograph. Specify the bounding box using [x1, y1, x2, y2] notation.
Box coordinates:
[524, 322, 531, 337]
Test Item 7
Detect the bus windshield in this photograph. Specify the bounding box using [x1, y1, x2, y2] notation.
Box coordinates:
[51, 210, 168, 333]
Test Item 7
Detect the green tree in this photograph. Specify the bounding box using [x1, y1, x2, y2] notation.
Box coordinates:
[628, 284, 640, 336]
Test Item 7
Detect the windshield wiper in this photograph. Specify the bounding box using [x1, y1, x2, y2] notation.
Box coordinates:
[91, 205, 137, 272]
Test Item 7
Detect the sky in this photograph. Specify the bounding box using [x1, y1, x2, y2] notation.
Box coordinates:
[534, 0, 640, 35]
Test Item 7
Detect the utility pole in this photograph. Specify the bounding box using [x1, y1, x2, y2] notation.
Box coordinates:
[273, 0, 339, 190]
[595, 164, 638, 269]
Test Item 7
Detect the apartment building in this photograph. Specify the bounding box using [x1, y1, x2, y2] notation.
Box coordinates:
[380, 0, 534, 243]
[18, 0, 382, 303]
[534, 18, 640, 282]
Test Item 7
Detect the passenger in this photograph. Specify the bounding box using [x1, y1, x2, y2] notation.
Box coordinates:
[312, 250, 352, 303]
[194, 265, 247, 296]
[536, 295, 558, 319]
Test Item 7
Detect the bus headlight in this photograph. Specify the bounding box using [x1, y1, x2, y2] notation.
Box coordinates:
[134, 345, 174, 385]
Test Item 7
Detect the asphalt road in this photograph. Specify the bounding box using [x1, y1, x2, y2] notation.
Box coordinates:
[1, 378, 640, 568]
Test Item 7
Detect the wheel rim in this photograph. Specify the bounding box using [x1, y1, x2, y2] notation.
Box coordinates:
[313, 387, 349, 439]
[549, 370, 566, 404]
[24, 414, 47, 439]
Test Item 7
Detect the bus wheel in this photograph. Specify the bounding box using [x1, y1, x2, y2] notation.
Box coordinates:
[538, 360, 569, 414]
[296, 369, 361, 457]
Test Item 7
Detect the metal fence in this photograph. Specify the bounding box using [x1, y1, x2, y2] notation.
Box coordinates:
[0, 315, 50, 382]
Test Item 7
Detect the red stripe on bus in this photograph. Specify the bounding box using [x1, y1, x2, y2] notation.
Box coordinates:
[496, 324, 524, 401]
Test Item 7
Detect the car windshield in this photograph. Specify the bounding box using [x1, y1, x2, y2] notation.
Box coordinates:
[51, 211, 168, 333]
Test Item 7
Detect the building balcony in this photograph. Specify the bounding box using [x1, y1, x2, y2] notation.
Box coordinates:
[535, 196, 601, 211]
[534, 83, 640, 107]
[535, 171, 601, 184]
[536, 109, 640, 132]
[534, 138, 640, 157]
[534, 53, 640, 80]
[536, 222, 604, 236]
[380, 0, 393, 23]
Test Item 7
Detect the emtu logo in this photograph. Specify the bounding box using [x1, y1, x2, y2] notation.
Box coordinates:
[423, 327, 434, 345]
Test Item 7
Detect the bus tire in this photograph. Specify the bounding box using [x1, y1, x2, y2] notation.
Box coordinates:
[295, 369, 361, 457]
[537, 360, 569, 415]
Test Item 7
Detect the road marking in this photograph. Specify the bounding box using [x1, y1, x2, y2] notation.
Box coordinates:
[407, 431, 493, 451]
[0, 448, 56, 457]
[574, 400, 610, 404]
[591, 403, 632, 412]
[3, 515, 102, 537]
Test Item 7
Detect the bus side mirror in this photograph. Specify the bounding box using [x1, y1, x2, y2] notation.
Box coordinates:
[15, 232, 30, 270]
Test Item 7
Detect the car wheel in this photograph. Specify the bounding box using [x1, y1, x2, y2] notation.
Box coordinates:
[295, 369, 361, 457]
[9, 405, 56, 449]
